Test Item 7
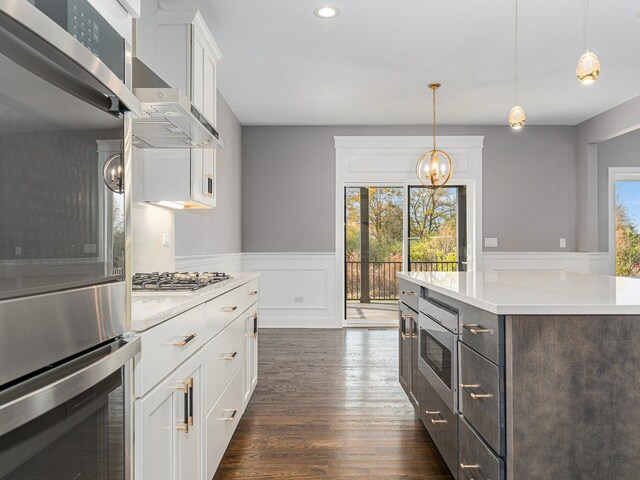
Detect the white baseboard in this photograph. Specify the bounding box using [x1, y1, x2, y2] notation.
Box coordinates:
[482, 252, 611, 275]
[243, 252, 340, 329]
[175, 252, 244, 273]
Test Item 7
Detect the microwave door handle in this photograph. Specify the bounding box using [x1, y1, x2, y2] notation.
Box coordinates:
[0, 337, 140, 437]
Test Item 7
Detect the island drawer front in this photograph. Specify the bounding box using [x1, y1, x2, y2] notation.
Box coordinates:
[399, 279, 419, 312]
[135, 304, 206, 398]
[205, 279, 259, 341]
[205, 314, 246, 412]
[421, 371, 458, 478]
[459, 343, 505, 456]
[458, 415, 505, 480]
[459, 308, 503, 366]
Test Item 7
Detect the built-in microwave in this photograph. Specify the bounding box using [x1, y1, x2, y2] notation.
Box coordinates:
[419, 312, 458, 412]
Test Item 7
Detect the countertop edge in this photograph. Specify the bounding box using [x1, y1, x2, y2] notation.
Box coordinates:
[131, 272, 260, 332]
[397, 271, 640, 316]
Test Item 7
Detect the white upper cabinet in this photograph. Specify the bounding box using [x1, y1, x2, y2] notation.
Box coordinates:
[143, 10, 222, 209]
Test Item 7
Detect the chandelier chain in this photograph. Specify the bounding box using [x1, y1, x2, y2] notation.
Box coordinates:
[432, 87, 437, 151]
[514, 0, 518, 104]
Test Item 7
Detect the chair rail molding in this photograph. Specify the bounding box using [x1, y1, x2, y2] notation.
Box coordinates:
[334, 135, 484, 326]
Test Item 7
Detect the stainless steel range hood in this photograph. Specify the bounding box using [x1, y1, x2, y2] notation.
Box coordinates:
[132, 58, 223, 149]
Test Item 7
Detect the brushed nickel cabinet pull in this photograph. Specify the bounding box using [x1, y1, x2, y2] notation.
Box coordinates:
[463, 323, 493, 335]
[248, 290, 258, 296]
[431, 418, 447, 424]
[460, 384, 493, 399]
[425, 410, 440, 415]
[220, 408, 238, 421]
[221, 352, 238, 360]
[401, 291, 416, 295]
[460, 464, 480, 469]
[171, 333, 197, 347]
[222, 306, 238, 313]
[401, 313, 415, 320]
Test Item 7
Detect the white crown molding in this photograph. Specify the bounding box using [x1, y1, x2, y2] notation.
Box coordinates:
[334, 135, 485, 149]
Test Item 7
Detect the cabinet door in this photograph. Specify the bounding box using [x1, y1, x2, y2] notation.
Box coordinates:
[190, 147, 216, 208]
[243, 311, 257, 409]
[135, 370, 182, 480]
[191, 29, 205, 114]
[410, 315, 421, 409]
[399, 303, 411, 395]
[203, 50, 216, 126]
[179, 351, 205, 480]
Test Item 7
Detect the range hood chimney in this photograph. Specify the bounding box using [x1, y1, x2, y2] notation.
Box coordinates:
[132, 58, 224, 149]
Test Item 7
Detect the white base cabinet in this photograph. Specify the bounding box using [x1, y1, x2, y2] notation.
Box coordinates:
[134, 276, 259, 480]
[135, 349, 204, 480]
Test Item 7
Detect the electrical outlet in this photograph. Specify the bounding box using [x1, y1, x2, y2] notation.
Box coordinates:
[14, 246, 21, 256]
[560, 238, 567, 248]
[162, 233, 170, 247]
[84, 244, 97, 254]
[294, 296, 304, 304]
[484, 237, 498, 248]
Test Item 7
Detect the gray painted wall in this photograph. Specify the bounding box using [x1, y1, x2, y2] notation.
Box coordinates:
[242, 125, 577, 253]
[175, 93, 243, 256]
[597, 129, 640, 251]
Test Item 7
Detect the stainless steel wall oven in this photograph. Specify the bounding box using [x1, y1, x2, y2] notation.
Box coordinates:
[0, 0, 140, 477]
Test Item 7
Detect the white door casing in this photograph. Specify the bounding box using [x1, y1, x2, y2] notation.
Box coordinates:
[608, 167, 640, 275]
[334, 136, 485, 325]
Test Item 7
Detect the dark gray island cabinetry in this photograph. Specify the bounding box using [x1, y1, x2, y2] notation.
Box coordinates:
[398, 270, 640, 480]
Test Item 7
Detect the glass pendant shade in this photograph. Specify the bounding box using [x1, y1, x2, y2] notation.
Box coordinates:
[508, 105, 526, 130]
[416, 149, 453, 187]
[576, 51, 600, 84]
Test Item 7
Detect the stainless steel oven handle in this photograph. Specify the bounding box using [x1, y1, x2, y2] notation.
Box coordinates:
[0, 336, 140, 437]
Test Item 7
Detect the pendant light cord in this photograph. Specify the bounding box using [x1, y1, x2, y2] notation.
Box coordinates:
[432, 87, 437, 151]
[514, 0, 519, 105]
[585, 0, 590, 52]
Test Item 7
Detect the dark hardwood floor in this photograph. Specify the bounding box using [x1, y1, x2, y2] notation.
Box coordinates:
[213, 328, 453, 479]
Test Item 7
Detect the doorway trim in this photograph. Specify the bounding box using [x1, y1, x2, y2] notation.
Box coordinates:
[335, 136, 485, 326]
[607, 167, 640, 275]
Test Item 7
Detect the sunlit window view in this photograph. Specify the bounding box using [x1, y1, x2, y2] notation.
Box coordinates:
[615, 181, 640, 277]
[345, 186, 466, 323]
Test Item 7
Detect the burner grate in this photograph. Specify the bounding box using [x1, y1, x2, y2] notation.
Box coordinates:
[132, 272, 231, 292]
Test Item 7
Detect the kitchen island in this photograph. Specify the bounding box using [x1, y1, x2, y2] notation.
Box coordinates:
[397, 270, 640, 480]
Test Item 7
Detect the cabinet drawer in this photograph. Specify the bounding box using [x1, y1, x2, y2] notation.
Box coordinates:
[458, 415, 504, 480]
[135, 305, 206, 398]
[206, 314, 246, 412]
[460, 309, 502, 366]
[459, 343, 504, 456]
[420, 372, 458, 478]
[205, 279, 258, 340]
[399, 278, 419, 312]
[206, 368, 243, 479]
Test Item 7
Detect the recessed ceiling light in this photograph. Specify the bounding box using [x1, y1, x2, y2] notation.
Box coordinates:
[314, 6, 340, 19]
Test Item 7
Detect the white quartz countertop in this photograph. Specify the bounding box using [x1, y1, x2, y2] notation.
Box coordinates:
[398, 270, 640, 315]
[131, 272, 260, 331]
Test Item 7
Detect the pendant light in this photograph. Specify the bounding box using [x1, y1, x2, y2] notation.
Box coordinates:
[508, 0, 525, 129]
[576, 0, 600, 84]
[416, 83, 453, 188]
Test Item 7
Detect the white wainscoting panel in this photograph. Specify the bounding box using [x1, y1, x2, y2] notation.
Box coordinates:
[175, 253, 244, 273]
[482, 252, 611, 275]
[242, 252, 338, 328]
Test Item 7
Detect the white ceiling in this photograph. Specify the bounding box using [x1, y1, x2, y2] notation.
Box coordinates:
[196, 0, 640, 126]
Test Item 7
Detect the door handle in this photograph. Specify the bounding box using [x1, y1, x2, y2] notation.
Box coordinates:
[187, 378, 194, 426]
[175, 380, 190, 433]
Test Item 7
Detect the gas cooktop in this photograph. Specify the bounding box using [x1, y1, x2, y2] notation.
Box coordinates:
[132, 272, 231, 292]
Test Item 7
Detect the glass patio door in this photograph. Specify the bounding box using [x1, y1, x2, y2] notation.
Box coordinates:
[614, 180, 640, 277]
[345, 187, 403, 322]
[407, 186, 467, 272]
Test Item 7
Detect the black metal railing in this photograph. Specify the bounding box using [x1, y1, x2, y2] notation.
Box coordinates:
[346, 261, 458, 301]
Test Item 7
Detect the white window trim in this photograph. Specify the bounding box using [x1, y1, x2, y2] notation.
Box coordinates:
[335, 135, 484, 326]
[608, 167, 640, 275]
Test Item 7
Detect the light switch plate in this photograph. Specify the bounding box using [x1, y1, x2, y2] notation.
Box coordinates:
[484, 237, 498, 248]
[162, 233, 170, 247]
[560, 238, 567, 248]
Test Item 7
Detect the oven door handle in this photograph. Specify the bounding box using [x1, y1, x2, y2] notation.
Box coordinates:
[0, 336, 140, 437]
